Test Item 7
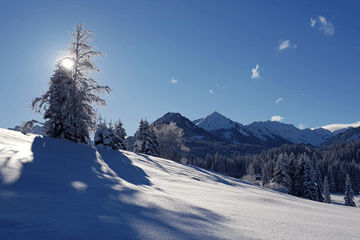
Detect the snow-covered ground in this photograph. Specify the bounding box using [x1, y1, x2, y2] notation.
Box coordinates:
[0, 128, 359, 240]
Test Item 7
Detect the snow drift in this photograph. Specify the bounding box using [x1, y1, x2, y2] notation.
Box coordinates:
[0, 128, 359, 239]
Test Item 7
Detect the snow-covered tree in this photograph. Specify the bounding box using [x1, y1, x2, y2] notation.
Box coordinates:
[298, 153, 319, 201]
[323, 176, 331, 204]
[344, 174, 356, 207]
[114, 119, 127, 150]
[273, 153, 292, 192]
[243, 163, 256, 183]
[326, 165, 336, 193]
[152, 121, 188, 162]
[30, 23, 111, 144]
[133, 119, 159, 157]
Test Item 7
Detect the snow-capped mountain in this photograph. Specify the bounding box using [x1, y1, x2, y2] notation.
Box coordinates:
[245, 121, 333, 146]
[193, 112, 334, 147]
[321, 126, 360, 146]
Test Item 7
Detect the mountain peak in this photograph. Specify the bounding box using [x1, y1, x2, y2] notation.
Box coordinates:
[194, 111, 243, 132]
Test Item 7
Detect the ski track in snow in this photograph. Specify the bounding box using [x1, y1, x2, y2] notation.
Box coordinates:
[0, 128, 359, 240]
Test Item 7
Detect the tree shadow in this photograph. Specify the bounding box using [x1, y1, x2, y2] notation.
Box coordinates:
[0, 136, 237, 239]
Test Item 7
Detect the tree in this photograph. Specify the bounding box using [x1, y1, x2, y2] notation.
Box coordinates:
[152, 121, 188, 162]
[299, 153, 319, 201]
[30, 23, 111, 144]
[94, 119, 124, 151]
[344, 174, 356, 207]
[114, 119, 127, 150]
[323, 176, 331, 204]
[243, 163, 256, 183]
[133, 119, 159, 157]
[273, 153, 292, 193]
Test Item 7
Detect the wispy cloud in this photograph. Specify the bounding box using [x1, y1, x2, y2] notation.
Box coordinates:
[310, 18, 316, 27]
[251, 65, 260, 79]
[299, 124, 307, 130]
[278, 40, 297, 51]
[171, 77, 178, 84]
[209, 90, 213, 94]
[310, 16, 334, 35]
[271, 116, 284, 122]
[275, 98, 283, 103]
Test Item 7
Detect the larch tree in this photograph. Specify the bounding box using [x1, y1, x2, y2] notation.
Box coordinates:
[30, 23, 111, 144]
[152, 121, 188, 162]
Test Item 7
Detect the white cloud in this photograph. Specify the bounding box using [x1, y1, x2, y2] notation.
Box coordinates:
[299, 124, 307, 130]
[271, 116, 284, 122]
[209, 90, 213, 94]
[278, 40, 297, 51]
[171, 77, 178, 84]
[316, 121, 360, 132]
[251, 65, 260, 79]
[310, 18, 316, 27]
[275, 98, 283, 103]
[310, 16, 334, 35]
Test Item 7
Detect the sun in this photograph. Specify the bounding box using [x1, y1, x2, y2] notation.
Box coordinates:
[62, 58, 74, 69]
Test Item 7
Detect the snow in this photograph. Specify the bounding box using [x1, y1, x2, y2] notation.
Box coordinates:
[195, 112, 249, 136]
[347, 133, 360, 142]
[1, 128, 359, 239]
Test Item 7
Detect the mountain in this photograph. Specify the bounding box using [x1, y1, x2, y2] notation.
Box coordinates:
[193, 112, 265, 145]
[152, 112, 218, 141]
[9, 125, 45, 135]
[245, 121, 333, 146]
[1, 128, 359, 239]
[322, 126, 360, 146]
[194, 112, 334, 147]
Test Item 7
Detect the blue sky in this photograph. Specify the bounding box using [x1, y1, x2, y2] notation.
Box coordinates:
[0, 0, 359, 136]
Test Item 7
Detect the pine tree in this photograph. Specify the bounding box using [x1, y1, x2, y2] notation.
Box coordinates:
[114, 119, 127, 150]
[327, 165, 336, 193]
[300, 154, 319, 201]
[344, 174, 356, 207]
[133, 119, 159, 157]
[323, 176, 331, 204]
[30, 23, 111, 144]
[273, 153, 292, 192]
[314, 162, 324, 202]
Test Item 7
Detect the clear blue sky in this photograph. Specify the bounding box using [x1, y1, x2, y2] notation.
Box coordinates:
[0, 0, 359, 136]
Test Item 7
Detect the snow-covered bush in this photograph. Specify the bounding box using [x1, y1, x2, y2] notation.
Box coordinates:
[94, 125, 124, 150]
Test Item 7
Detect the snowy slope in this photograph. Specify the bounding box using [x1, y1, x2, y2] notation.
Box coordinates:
[1, 128, 359, 240]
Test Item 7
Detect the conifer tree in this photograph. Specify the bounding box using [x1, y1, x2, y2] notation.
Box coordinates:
[327, 165, 336, 193]
[30, 23, 111, 144]
[114, 119, 127, 150]
[299, 154, 319, 201]
[323, 176, 331, 204]
[273, 153, 292, 192]
[344, 174, 356, 207]
[133, 119, 159, 157]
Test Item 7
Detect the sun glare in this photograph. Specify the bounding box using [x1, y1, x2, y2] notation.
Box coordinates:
[62, 59, 73, 69]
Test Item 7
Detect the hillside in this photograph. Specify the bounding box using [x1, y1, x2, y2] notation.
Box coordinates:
[0, 128, 359, 239]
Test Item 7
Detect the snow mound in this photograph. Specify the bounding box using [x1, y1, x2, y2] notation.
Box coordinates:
[0, 128, 359, 239]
